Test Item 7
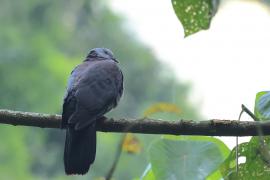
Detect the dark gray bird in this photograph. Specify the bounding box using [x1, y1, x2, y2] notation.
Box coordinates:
[61, 48, 123, 175]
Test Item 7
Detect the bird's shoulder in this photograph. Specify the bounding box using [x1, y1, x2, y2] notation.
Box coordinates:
[81, 60, 122, 80]
[66, 60, 122, 92]
[88, 59, 121, 71]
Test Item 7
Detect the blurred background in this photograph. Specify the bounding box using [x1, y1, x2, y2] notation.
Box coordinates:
[0, 0, 270, 179]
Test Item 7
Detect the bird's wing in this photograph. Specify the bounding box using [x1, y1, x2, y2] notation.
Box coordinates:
[62, 64, 89, 128]
[62, 90, 75, 128]
[115, 69, 124, 105]
[71, 61, 122, 130]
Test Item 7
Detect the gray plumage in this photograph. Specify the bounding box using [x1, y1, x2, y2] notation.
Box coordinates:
[62, 48, 123, 175]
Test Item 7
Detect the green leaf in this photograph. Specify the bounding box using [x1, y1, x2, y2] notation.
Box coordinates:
[171, 0, 219, 37]
[219, 137, 270, 179]
[206, 168, 223, 180]
[141, 164, 156, 180]
[254, 91, 270, 121]
[149, 135, 230, 180]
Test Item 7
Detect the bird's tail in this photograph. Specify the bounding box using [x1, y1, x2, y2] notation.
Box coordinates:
[64, 123, 96, 175]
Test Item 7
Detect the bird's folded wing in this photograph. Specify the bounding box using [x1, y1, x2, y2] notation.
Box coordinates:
[72, 69, 119, 129]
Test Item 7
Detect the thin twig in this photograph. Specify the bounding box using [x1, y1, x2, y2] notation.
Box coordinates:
[241, 104, 260, 121]
[241, 104, 270, 164]
[236, 108, 244, 175]
[105, 135, 125, 180]
[241, 104, 264, 141]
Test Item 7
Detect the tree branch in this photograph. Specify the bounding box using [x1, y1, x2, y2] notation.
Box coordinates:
[1, 109, 270, 136]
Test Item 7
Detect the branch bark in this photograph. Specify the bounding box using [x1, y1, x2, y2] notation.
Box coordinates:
[1, 109, 270, 136]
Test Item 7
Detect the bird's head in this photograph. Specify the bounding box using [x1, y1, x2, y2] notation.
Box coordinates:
[85, 48, 118, 63]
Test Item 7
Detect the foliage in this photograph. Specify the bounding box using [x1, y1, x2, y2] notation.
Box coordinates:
[213, 91, 270, 179]
[254, 91, 270, 120]
[143, 103, 181, 117]
[2, 0, 270, 179]
[122, 133, 142, 154]
[219, 137, 270, 180]
[143, 136, 229, 180]
[171, 0, 219, 37]
[138, 89, 270, 180]
[0, 126, 34, 179]
[0, 0, 199, 179]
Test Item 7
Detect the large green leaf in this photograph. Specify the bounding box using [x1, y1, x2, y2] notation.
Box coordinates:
[141, 164, 155, 180]
[148, 136, 230, 180]
[171, 0, 219, 37]
[219, 137, 270, 180]
[254, 91, 270, 121]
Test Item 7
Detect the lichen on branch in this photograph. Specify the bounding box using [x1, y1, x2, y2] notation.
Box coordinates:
[0, 109, 270, 136]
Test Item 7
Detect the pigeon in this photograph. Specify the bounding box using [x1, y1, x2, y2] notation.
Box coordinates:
[61, 48, 123, 175]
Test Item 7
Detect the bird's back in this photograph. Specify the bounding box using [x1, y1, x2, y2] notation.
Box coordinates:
[62, 48, 123, 175]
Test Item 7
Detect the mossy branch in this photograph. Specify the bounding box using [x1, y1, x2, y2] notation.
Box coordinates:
[0, 109, 270, 136]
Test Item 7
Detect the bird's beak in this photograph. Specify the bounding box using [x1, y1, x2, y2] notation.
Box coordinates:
[112, 58, 119, 63]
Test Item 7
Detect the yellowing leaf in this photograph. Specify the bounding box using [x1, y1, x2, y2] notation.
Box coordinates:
[122, 133, 142, 154]
[143, 103, 181, 117]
